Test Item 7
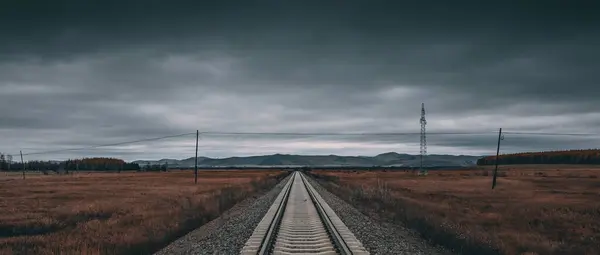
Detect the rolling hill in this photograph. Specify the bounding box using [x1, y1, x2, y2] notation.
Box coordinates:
[133, 152, 481, 168]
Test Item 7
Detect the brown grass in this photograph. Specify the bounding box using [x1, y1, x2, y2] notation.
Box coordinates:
[0, 170, 289, 255]
[308, 165, 600, 255]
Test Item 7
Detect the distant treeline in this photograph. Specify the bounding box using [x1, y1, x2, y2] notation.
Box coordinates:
[64, 158, 141, 171]
[0, 154, 170, 172]
[477, 149, 600, 165]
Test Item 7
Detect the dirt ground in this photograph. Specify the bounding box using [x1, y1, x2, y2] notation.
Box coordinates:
[0, 170, 288, 255]
[310, 165, 600, 255]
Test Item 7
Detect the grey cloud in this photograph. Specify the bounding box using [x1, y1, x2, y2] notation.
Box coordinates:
[1, 1, 599, 161]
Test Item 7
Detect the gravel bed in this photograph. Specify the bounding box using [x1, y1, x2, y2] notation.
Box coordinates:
[155, 174, 292, 255]
[305, 176, 453, 255]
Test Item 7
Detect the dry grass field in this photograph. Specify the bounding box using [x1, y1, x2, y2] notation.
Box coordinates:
[0, 170, 289, 255]
[309, 165, 600, 255]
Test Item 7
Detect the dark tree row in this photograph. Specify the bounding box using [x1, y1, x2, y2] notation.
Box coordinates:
[477, 149, 600, 165]
[63, 158, 140, 171]
[0, 153, 143, 172]
[141, 164, 168, 172]
[5, 160, 62, 172]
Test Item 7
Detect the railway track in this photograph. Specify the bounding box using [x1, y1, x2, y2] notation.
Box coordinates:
[240, 171, 369, 255]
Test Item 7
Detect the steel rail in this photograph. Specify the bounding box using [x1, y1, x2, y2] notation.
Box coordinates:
[240, 171, 369, 254]
[300, 172, 353, 254]
[258, 172, 294, 254]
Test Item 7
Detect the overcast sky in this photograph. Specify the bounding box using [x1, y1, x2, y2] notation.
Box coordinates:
[1, 1, 599, 161]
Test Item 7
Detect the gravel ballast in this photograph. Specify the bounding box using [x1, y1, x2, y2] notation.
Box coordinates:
[154, 174, 292, 255]
[305, 176, 453, 255]
[156, 172, 451, 255]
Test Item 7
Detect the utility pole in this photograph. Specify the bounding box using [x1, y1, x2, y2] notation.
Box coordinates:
[7, 155, 11, 171]
[419, 103, 427, 175]
[492, 128, 504, 189]
[194, 130, 199, 184]
[20, 150, 25, 179]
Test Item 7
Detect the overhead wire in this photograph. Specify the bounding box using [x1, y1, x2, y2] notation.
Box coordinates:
[197, 131, 497, 136]
[502, 131, 599, 136]
[18, 132, 196, 156]
[11, 130, 600, 157]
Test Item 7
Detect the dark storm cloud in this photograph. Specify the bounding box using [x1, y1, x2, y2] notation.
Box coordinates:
[1, 1, 599, 160]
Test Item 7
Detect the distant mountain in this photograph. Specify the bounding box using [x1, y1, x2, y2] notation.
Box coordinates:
[133, 157, 209, 166]
[132, 152, 481, 168]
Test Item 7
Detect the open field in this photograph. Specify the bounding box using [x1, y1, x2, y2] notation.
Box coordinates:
[0, 171, 61, 180]
[0, 170, 289, 255]
[308, 165, 600, 255]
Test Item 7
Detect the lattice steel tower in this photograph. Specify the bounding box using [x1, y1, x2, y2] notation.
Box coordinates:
[419, 103, 427, 175]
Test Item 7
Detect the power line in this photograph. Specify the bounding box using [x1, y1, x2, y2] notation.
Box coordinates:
[12, 130, 600, 157]
[197, 131, 496, 136]
[197, 131, 600, 137]
[19, 132, 196, 156]
[502, 131, 599, 136]
[198, 131, 600, 136]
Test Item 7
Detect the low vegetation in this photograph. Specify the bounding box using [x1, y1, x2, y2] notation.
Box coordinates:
[478, 149, 600, 165]
[308, 165, 600, 255]
[0, 170, 289, 254]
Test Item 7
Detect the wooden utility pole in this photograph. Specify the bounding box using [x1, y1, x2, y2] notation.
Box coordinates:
[194, 130, 199, 184]
[20, 150, 25, 180]
[492, 128, 503, 189]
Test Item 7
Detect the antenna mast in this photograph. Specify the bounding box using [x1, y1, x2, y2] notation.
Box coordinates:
[420, 103, 427, 175]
